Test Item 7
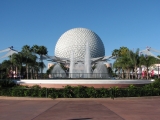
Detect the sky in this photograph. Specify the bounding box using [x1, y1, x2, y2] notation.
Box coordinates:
[0, 0, 160, 69]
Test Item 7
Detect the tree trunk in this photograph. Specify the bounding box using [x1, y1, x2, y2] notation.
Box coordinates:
[20, 64, 22, 79]
[26, 64, 28, 79]
[118, 68, 121, 79]
[127, 69, 130, 79]
[122, 69, 124, 79]
[40, 55, 43, 79]
[134, 66, 137, 79]
[147, 66, 149, 80]
[30, 68, 33, 79]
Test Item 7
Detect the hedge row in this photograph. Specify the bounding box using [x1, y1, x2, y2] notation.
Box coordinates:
[0, 79, 160, 99]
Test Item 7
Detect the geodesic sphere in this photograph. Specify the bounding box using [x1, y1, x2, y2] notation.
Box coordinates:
[55, 28, 105, 60]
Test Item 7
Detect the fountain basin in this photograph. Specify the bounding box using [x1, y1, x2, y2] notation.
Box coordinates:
[14, 79, 153, 88]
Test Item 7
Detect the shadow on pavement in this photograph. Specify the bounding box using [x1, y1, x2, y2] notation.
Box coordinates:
[68, 118, 92, 120]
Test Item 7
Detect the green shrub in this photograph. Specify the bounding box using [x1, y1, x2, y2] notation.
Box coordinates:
[47, 88, 57, 98]
[96, 88, 110, 98]
[1, 79, 160, 98]
[0, 79, 17, 88]
[151, 78, 160, 88]
[72, 86, 88, 98]
[63, 85, 74, 98]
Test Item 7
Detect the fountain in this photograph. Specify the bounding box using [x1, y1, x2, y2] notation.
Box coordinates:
[93, 62, 109, 78]
[14, 28, 154, 88]
[84, 42, 91, 78]
[69, 42, 92, 78]
[69, 51, 74, 78]
[51, 63, 66, 78]
[67, 42, 92, 78]
[67, 42, 108, 78]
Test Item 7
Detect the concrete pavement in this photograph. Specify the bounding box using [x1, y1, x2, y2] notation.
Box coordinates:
[0, 97, 160, 120]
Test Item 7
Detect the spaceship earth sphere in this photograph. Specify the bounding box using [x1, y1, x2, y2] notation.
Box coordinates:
[55, 28, 105, 60]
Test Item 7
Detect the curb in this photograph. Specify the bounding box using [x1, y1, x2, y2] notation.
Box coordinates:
[0, 96, 160, 100]
[0, 96, 53, 100]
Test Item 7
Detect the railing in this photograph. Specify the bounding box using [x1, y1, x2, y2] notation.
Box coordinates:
[0, 72, 158, 79]
[50, 73, 111, 79]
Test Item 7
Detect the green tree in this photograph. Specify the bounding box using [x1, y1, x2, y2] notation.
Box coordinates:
[139, 55, 157, 79]
[112, 47, 132, 79]
[31, 45, 48, 78]
[119, 47, 129, 56]
[11, 52, 26, 77]
[112, 49, 121, 77]
[46, 65, 54, 75]
[112, 49, 120, 57]
[21, 45, 36, 79]
[0, 60, 12, 78]
[128, 49, 140, 79]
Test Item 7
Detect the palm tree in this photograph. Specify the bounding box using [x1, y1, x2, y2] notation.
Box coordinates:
[112, 47, 132, 79]
[128, 49, 140, 79]
[21, 45, 34, 79]
[119, 47, 129, 56]
[32, 62, 40, 79]
[31, 45, 48, 78]
[46, 65, 54, 75]
[112, 49, 120, 57]
[114, 55, 132, 79]
[112, 49, 120, 77]
[113, 59, 122, 78]
[11, 52, 26, 78]
[27, 55, 38, 79]
[139, 55, 157, 79]
[0, 60, 12, 78]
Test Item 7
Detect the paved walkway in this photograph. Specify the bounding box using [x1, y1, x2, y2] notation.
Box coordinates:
[0, 97, 160, 120]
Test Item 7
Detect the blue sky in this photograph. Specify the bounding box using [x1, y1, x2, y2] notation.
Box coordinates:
[0, 0, 160, 67]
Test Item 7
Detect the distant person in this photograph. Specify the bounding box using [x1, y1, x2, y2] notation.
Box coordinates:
[142, 71, 144, 79]
[9, 70, 13, 78]
[142, 70, 146, 79]
[137, 67, 142, 79]
[144, 70, 147, 79]
[150, 70, 154, 79]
